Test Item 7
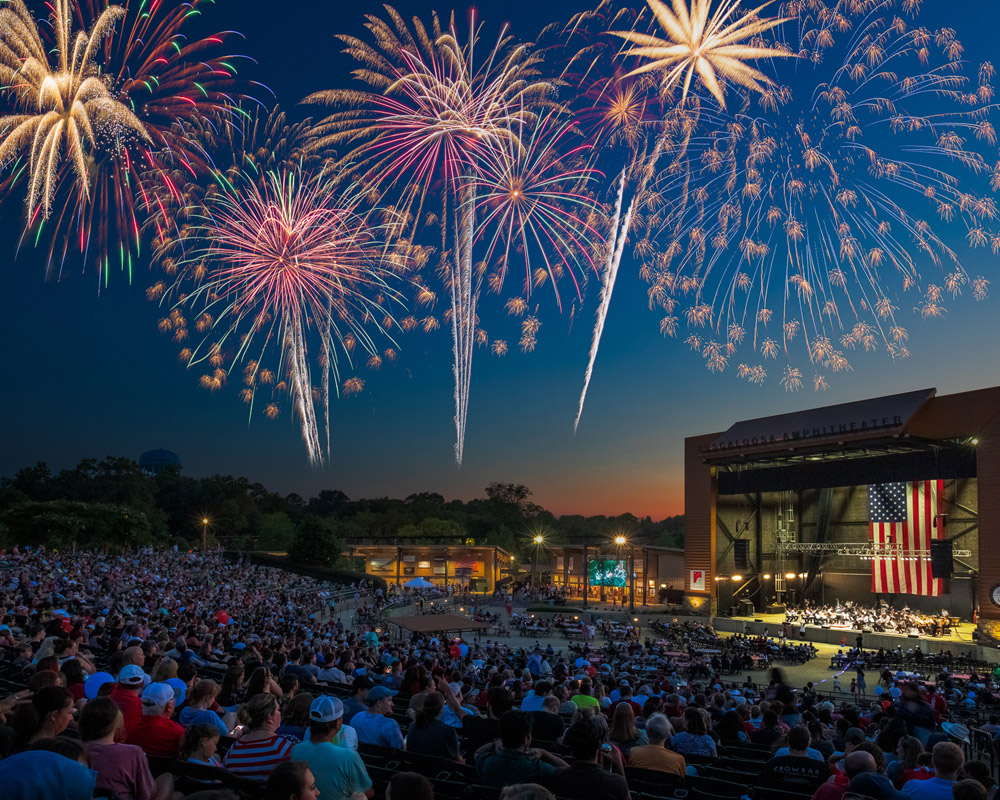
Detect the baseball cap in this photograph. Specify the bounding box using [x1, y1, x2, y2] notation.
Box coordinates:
[166, 678, 187, 707]
[367, 686, 392, 704]
[141, 682, 176, 712]
[118, 665, 147, 686]
[310, 695, 344, 723]
[84, 672, 115, 700]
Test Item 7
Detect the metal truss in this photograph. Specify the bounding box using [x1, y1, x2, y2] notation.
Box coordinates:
[775, 541, 971, 558]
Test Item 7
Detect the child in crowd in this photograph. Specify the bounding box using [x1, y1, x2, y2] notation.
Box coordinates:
[183, 724, 223, 769]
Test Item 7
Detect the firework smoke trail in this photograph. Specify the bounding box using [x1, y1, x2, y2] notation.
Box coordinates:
[575, 168, 632, 433]
[562, 0, 787, 430]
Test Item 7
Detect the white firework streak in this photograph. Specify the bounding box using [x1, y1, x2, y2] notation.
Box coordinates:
[452, 181, 479, 466]
[574, 167, 633, 433]
[287, 315, 324, 468]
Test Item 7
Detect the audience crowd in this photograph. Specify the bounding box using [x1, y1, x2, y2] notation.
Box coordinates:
[0, 546, 996, 800]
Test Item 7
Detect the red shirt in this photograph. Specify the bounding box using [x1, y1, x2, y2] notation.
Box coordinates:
[110, 685, 143, 736]
[126, 714, 185, 759]
[812, 780, 848, 800]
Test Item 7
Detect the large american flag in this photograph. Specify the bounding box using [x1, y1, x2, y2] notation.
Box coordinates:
[868, 480, 944, 596]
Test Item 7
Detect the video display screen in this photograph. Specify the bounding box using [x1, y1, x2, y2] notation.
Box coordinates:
[588, 559, 627, 587]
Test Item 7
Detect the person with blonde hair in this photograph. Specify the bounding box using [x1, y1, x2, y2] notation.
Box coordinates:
[223, 693, 297, 785]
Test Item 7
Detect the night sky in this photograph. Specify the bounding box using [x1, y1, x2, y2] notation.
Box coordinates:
[2, 0, 1000, 519]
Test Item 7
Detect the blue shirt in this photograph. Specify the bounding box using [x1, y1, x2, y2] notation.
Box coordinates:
[290, 740, 372, 800]
[349, 710, 404, 749]
[0, 750, 98, 800]
[520, 693, 545, 712]
[179, 706, 230, 737]
[903, 777, 957, 800]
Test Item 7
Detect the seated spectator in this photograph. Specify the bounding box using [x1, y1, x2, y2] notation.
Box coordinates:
[342, 677, 372, 723]
[9, 685, 75, 750]
[276, 693, 315, 741]
[608, 702, 647, 757]
[890, 736, 931, 788]
[954, 780, 988, 800]
[386, 771, 434, 800]
[223, 693, 297, 784]
[183, 723, 223, 769]
[628, 713, 685, 776]
[245, 667, 283, 699]
[476, 710, 567, 788]
[80, 696, 176, 800]
[179, 680, 230, 737]
[544, 718, 629, 800]
[570, 680, 599, 710]
[112, 665, 148, 736]
[531, 696, 565, 743]
[716, 709, 749, 745]
[813, 750, 877, 800]
[751, 710, 784, 746]
[349, 685, 404, 750]
[406, 691, 462, 761]
[264, 761, 319, 800]
[960, 762, 997, 800]
[521, 681, 551, 713]
[290, 696, 373, 800]
[0, 747, 97, 800]
[670, 707, 718, 758]
[758, 725, 828, 794]
[460, 684, 511, 758]
[903, 742, 964, 800]
[127, 682, 185, 760]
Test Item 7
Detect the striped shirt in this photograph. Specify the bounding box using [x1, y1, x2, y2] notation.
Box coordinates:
[222, 734, 298, 784]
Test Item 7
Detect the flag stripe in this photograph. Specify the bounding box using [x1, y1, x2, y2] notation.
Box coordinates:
[869, 480, 944, 596]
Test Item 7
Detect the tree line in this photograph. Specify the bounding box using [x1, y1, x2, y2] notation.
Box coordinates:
[0, 458, 684, 565]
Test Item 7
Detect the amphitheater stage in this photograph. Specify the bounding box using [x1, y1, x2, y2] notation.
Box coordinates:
[713, 613, 999, 662]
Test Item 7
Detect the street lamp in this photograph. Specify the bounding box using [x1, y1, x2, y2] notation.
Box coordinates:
[202, 518, 209, 551]
[531, 535, 544, 586]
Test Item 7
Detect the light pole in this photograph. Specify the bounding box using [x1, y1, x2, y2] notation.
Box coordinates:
[532, 535, 544, 587]
[202, 518, 209, 551]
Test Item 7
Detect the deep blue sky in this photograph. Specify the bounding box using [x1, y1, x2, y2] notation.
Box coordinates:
[2, 0, 999, 519]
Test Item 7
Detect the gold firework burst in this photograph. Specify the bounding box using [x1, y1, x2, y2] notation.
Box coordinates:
[612, 0, 793, 108]
[0, 0, 150, 217]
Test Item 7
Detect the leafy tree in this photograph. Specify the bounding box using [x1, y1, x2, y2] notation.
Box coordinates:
[257, 512, 298, 550]
[288, 515, 344, 568]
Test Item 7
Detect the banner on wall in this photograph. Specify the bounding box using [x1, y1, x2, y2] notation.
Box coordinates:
[690, 569, 706, 591]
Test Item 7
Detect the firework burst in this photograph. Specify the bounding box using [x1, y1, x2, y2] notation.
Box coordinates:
[611, 0, 793, 108]
[308, 7, 599, 464]
[0, 0, 251, 280]
[160, 164, 402, 467]
[636, 0, 995, 388]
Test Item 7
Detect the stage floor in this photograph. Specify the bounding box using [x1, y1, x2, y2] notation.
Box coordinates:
[716, 613, 986, 657]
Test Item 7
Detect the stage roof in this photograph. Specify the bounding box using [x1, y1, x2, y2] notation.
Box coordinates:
[704, 388, 935, 464]
[695, 387, 982, 493]
[389, 614, 489, 633]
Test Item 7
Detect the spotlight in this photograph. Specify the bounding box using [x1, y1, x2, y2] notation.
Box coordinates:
[785, 572, 796, 579]
[731, 575, 743, 582]
[763, 574, 772, 580]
